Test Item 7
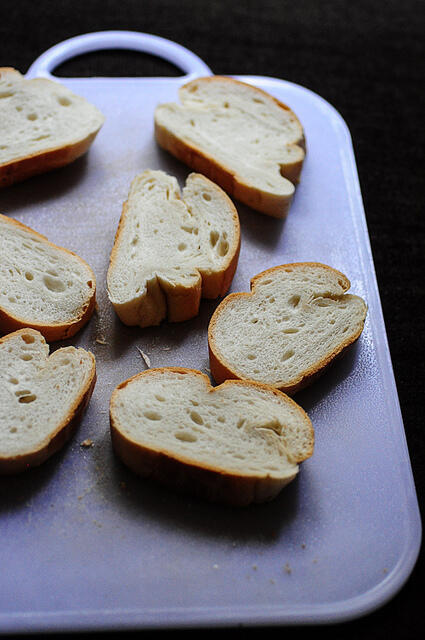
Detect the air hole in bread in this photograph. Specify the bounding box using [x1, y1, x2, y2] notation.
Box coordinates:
[15, 105, 22, 111]
[282, 350, 295, 362]
[209, 230, 219, 247]
[8, 296, 16, 303]
[58, 96, 71, 106]
[20, 354, 33, 361]
[18, 393, 37, 404]
[174, 430, 197, 443]
[25, 271, 34, 281]
[283, 328, 299, 334]
[237, 418, 245, 428]
[21, 334, 35, 344]
[190, 119, 195, 126]
[223, 101, 229, 108]
[43, 275, 66, 292]
[218, 240, 229, 257]
[288, 294, 301, 308]
[155, 394, 166, 402]
[9, 426, 18, 433]
[33, 135, 50, 141]
[190, 411, 203, 425]
[188, 84, 198, 93]
[313, 297, 332, 307]
[144, 410, 161, 421]
[247, 354, 256, 360]
[0, 91, 14, 99]
[253, 97, 264, 104]
[9, 377, 19, 385]
[178, 243, 187, 252]
[202, 192, 211, 202]
[27, 113, 38, 121]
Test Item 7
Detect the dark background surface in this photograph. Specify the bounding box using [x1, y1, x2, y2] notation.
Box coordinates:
[0, 0, 423, 638]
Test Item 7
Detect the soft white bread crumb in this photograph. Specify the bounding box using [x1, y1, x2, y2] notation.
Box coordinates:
[0, 329, 96, 474]
[154, 76, 305, 218]
[0, 214, 96, 341]
[110, 367, 314, 506]
[107, 170, 240, 328]
[0, 68, 104, 187]
[208, 263, 367, 394]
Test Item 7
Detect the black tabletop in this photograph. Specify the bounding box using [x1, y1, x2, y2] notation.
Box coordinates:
[0, 1, 423, 639]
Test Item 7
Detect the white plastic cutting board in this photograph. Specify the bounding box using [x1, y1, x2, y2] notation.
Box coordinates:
[0, 31, 421, 633]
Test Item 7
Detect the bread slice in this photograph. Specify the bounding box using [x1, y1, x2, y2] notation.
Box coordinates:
[0, 213, 96, 341]
[208, 263, 367, 394]
[0, 68, 104, 188]
[154, 76, 305, 218]
[0, 329, 96, 474]
[107, 170, 240, 328]
[110, 367, 313, 506]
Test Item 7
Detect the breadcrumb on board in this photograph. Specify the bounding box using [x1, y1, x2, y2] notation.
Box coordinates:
[80, 439, 94, 448]
[136, 347, 151, 368]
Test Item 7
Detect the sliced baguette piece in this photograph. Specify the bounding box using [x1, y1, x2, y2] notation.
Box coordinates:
[0, 213, 96, 341]
[110, 367, 314, 506]
[107, 170, 240, 328]
[208, 263, 367, 394]
[0, 329, 96, 474]
[154, 76, 305, 218]
[0, 68, 104, 188]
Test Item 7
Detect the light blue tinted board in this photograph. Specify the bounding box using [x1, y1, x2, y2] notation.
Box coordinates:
[0, 32, 420, 633]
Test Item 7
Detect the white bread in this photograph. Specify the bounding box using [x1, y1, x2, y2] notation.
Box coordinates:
[0, 213, 96, 341]
[0, 68, 104, 188]
[0, 329, 96, 474]
[154, 76, 305, 218]
[208, 263, 367, 394]
[110, 367, 314, 506]
[107, 170, 240, 328]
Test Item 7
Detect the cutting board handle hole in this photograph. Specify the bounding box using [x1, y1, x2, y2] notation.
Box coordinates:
[53, 49, 183, 78]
